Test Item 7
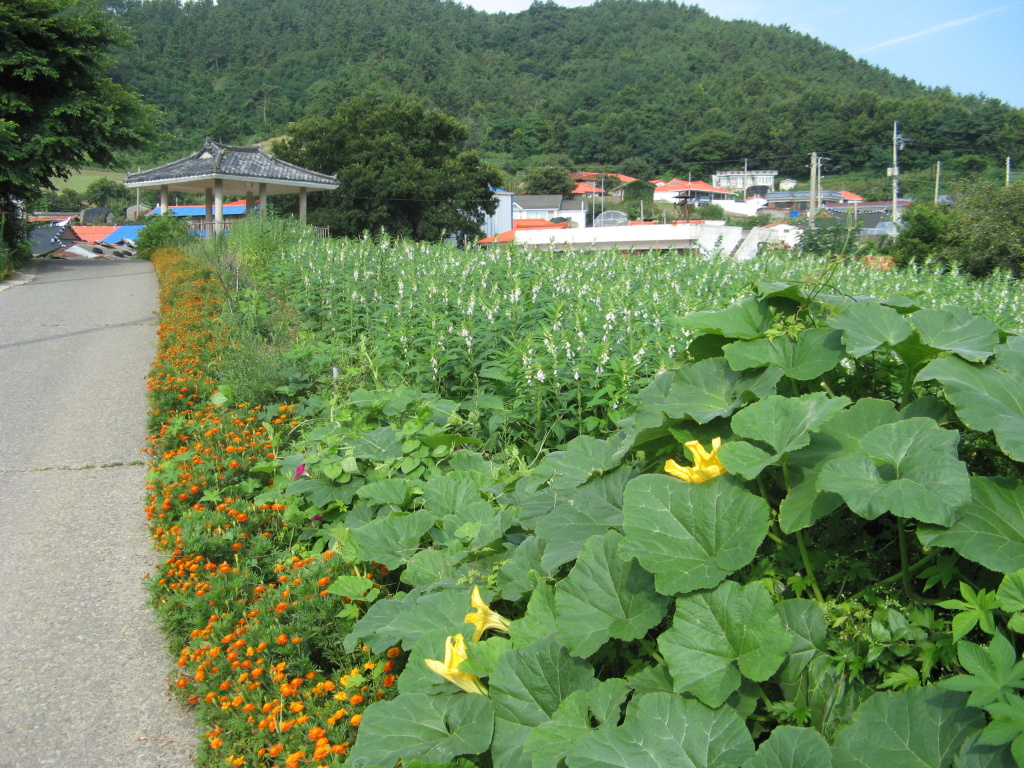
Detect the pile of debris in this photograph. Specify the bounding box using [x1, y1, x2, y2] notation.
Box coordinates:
[29, 221, 144, 260]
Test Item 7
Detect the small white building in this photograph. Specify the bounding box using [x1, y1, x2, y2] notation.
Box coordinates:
[712, 169, 778, 193]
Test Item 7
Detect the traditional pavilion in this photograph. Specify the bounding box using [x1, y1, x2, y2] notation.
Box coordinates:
[123, 139, 338, 233]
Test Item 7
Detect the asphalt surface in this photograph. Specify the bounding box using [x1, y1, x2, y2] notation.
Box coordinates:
[0, 259, 196, 767]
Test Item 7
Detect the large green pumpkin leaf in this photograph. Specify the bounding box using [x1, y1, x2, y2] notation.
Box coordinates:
[780, 398, 900, 532]
[830, 687, 984, 768]
[828, 301, 913, 357]
[917, 356, 1024, 462]
[659, 580, 792, 707]
[621, 475, 770, 596]
[525, 680, 631, 768]
[535, 497, 623, 572]
[497, 535, 551, 602]
[347, 692, 493, 768]
[954, 734, 1017, 768]
[489, 634, 597, 727]
[680, 296, 774, 339]
[721, 393, 851, 478]
[349, 508, 434, 569]
[540, 436, 622, 490]
[565, 691, 754, 768]
[509, 584, 557, 648]
[423, 474, 488, 517]
[997, 569, 1024, 613]
[912, 307, 1000, 362]
[636, 357, 744, 424]
[817, 417, 971, 526]
[351, 425, 404, 461]
[724, 328, 846, 381]
[743, 725, 832, 768]
[345, 587, 473, 653]
[919, 477, 1024, 574]
[554, 530, 670, 658]
[777, 598, 828, 677]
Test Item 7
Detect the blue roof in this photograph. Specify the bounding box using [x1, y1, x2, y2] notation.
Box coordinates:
[149, 204, 249, 217]
[102, 225, 146, 244]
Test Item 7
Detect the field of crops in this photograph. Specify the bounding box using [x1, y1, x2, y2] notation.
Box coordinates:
[151, 222, 1024, 767]
[220, 220, 1024, 455]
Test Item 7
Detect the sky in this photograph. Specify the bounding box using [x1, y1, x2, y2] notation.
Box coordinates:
[460, 0, 1024, 109]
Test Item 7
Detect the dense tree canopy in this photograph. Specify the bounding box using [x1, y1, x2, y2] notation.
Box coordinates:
[525, 166, 573, 196]
[1, 0, 152, 255]
[890, 184, 1024, 278]
[106, 0, 1024, 181]
[273, 95, 502, 241]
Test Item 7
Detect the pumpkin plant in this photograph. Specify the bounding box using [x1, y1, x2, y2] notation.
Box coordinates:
[323, 281, 1024, 767]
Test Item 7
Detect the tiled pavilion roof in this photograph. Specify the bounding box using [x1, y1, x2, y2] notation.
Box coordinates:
[124, 138, 338, 195]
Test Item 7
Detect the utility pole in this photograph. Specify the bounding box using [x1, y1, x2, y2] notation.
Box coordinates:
[891, 121, 907, 227]
[1008, 157, 1013, 186]
[809, 151, 818, 226]
[934, 161, 941, 204]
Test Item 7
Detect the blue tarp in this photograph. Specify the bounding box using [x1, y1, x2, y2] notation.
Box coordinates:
[101, 225, 146, 244]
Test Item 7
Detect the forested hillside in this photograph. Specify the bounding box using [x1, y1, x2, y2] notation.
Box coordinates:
[107, 0, 1024, 178]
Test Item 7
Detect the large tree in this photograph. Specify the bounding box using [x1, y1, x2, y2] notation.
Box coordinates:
[0, 0, 153, 258]
[273, 94, 502, 241]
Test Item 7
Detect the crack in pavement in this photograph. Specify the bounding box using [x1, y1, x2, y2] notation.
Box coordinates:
[0, 460, 146, 474]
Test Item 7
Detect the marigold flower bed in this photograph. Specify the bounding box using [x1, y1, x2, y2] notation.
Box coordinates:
[144, 248, 400, 767]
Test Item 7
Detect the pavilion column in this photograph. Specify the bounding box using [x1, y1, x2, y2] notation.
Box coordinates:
[160, 185, 169, 216]
[245, 190, 254, 216]
[205, 188, 214, 225]
[214, 178, 224, 235]
[259, 183, 267, 216]
[298, 187, 307, 224]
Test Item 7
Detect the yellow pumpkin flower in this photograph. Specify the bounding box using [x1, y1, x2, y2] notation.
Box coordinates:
[665, 437, 726, 483]
[424, 634, 488, 696]
[464, 586, 511, 642]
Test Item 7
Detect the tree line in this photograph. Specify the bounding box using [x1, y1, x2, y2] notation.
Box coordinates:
[105, 0, 1024, 180]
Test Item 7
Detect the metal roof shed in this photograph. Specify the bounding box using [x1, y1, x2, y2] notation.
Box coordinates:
[123, 138, 338, 234]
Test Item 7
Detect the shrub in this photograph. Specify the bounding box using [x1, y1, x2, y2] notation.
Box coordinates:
[136, 213, 192, 259]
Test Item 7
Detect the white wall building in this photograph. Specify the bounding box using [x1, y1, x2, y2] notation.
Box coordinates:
[712, 169, 778, 193]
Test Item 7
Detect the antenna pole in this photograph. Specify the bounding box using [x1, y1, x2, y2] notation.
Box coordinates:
[892, 121, 900, 226]
[934, 161, 941, 204]
[809, 151, 817, 226]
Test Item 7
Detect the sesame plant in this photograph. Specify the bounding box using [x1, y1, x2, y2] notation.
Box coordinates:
[213, 217, 1024, 462]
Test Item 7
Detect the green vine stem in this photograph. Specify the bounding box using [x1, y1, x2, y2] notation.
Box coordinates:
[849, 549, 938, 602]
[898, 523, 923, 602]
[796, 530, 826, 604]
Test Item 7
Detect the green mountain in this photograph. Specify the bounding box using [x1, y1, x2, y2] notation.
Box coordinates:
[107, 0, 1024, 178]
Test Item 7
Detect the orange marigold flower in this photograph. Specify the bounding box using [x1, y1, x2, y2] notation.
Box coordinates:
[349, 693, 364, 706]
[276, 634, 289, 645]
[268, 744, 284, 757]
[350, 714, 362, 727]
[386, 647, 401, 658]
[308, 726, 326, 741]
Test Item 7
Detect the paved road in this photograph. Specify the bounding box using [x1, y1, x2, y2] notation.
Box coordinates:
[0, 259, 196, 767]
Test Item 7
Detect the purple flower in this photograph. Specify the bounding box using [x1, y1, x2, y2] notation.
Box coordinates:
[294, 463, 308, 480]
[311, 515, 323, 522]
